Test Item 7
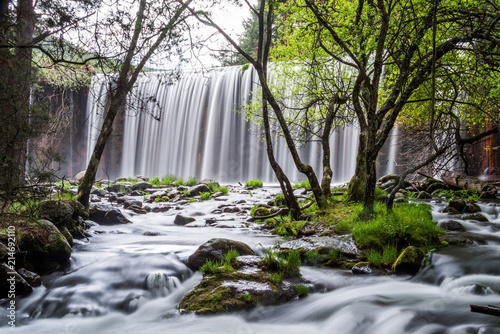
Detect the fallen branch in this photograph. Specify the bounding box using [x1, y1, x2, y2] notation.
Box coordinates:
[248, 207, 289, 221]
[471, 304, 500, 317]
[300, 198, 316, 210]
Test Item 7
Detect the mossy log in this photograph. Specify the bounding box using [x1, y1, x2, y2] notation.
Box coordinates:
[441, 171, 485, 192]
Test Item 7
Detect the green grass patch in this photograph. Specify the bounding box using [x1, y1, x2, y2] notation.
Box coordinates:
[295, 284, 309, 296]
[245, 179, 263, 188]
[186, 178, 198, 186]
[293, 179, 311, 190]
[206, 182, 228, 195]
[351, 202, 443, 251]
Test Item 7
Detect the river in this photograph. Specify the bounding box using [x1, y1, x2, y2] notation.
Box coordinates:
[2, 188, 500, 333]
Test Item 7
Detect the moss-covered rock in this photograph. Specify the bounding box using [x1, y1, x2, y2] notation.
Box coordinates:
[253, 207, 271, 217]
[439, 220, 466, 232]
[461, 213, 489, 222]
[187, 238, 255, 270]
[392, 246, 425, 275]
[179, 255, 305, 314]
[38, 199, 74, 225]
[17, 219, 72, 274]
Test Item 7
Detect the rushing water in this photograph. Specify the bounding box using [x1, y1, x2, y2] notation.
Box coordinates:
[2, 189, 500, 334]
[84, 67, 370, 182]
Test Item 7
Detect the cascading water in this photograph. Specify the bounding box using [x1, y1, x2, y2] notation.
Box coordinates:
[84, 66, 361, 182]
[2, 189, 500, 333]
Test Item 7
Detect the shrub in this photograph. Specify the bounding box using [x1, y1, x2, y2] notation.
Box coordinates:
[245, 179, 263, 188]
[149, 176, 161, 186]
[161, 175, 178, 185]
[200, 192, 212, 200]
[224, 248, 240, 265]
[295, 284, 309, 296]
[200, 260, 221, 276]
[174, 179, 185, 187]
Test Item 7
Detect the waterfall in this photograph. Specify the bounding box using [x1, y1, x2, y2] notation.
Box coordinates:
[84, 66, 361, 183]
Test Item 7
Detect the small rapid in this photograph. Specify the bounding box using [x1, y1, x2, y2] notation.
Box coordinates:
[2, 190, 500, 333]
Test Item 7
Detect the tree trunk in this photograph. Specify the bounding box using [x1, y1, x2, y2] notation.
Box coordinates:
[77, 91, 125, 209]
[348, 130, 368, 202]
[262, 89, 301, 220]
[0, 0, 36, 200]
[470, 304, 500, 317]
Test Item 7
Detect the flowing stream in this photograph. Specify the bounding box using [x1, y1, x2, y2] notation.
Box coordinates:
[2, 189, 500, 334]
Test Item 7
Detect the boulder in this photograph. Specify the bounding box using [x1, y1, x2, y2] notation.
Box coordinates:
[17, 268, 42, 287]
[439, 220, 466, 232]
[179, 254, 306, 314]
[89, 204, 131, 225]
[253, 207, 271, 217]
[106, 183, 131, 193]
[38, 200, 75, 225]
[187, 238, 256, 270]
[18, 219, 72, 273]
[442, 199, 466, 214]
[279, 236, 361, 258]
[461, 213, 489, 222]
[392, 246, 425, 275]
[188, 184, 211, 197]
[0, 264, 33, 297]
[173, 214, 196, 226]
[74, 170, 86, 183]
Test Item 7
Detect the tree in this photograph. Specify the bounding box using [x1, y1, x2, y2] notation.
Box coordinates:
[77, 0, 193, 209]
[274, 0, 500, 210]
[0, 0, 99, 205]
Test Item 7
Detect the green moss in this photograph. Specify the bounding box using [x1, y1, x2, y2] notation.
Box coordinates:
[245, 179, 263, 188]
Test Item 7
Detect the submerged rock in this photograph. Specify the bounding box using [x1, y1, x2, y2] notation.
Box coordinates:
[173, 214, 196, 226]
[188, 184, 211, 197]
[440, 220, 466, 232]
[187, 238, 255, 270]
[0, 264, 33, 297]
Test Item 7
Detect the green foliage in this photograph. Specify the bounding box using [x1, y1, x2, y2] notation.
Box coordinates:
[187, 198, 196, 203]
[305, 250, 320, 266]
[328, 249, 343, 261]
[366, 245, 398, 265]
[199, 259, 220, 276]
[206, 182, 228, 195]
[352, 202, 443, 251]
[295, 284, 309, 296]
[182, 190, 189, 196]
[274, 194, 286, 206]
[293, 179, 311, 190]
[268, 272, 283, 284]
[224, 249, 240, 265]
[186, 178, 198, 187]
[174, 179, 185, 187]
[200, 192, 212, 201]
[374, 187, 387, 197]
[161, 175, 178, 185]
[245, 179, 263, 188]
[273, 220, 307, 238]
[149, 176, 161, 186]
[437, 189, 482, 202]
[285, 251, 302, 276]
